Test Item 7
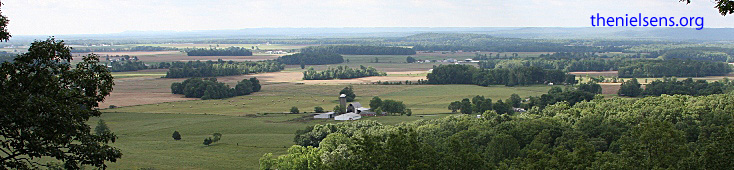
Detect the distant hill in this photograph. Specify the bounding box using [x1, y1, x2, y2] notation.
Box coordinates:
[4, 27, 734, 45]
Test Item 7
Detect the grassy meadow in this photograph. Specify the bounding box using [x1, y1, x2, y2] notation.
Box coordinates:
[99, 83, 552, 169]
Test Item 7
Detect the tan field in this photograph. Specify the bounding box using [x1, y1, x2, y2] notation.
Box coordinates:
[72, 51, 281, 63]
[99, 69, 427, 108]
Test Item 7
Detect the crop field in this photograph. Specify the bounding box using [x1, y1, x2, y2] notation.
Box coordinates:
[134, 43, 314, 50]
[107, 84, 552, 116]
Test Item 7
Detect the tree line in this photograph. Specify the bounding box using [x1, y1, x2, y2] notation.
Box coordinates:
[427, 64, 576, 86]
[164, 60, 284, 78]
[109, 60, 147, 72]
[170, 77, 261, 100]
[303, 65, 386, 80]
[619, 78, 734, 97]
[300, 45, 416, 55]
[263, 92, 734, 169]
[369, 97, 411, 116]
[277, 52, 344, 65]
[185, 47, 253, 56]
[618, 60, 731, 78]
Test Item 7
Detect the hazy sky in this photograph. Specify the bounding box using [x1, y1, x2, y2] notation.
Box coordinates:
[3, 0, 733, 35]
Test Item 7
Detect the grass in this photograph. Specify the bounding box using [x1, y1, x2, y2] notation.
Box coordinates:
[92, 111, 450, 169]
[95, 52, 557, 169]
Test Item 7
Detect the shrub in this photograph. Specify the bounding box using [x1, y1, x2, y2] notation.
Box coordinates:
[290, 107, 300, 114]
[172, 131, 181, 140]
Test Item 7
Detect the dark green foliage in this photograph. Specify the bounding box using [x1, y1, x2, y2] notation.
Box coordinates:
[618, 78, 642, 97]
[95, 119, 111, 136]
[265, 93, 734, 169]
[508, 94, 522, 108]
[577, 82, 602, 94]
[427, 64, 572, 86]
[459, 98, 473, 114]
[448, 101, 461, 113]
[0, 38, 121, 169]
[406, 56, 416, 63]
[172, 131, 181, 140]
[303, 65, 386, 80]
[618, 60, 731, 78]
[186, 47, 252, 56]
[290, 106, 300, 114]
[203, 138, 213, 146]
[170, 77, 260, 99]
[525, 86, 598, 109]
[110, 59, 147, 72]
[339, 86, 356, 102]
[379, 99, 408, 115]
[661, 47, 733, 62]
[314, 106, 325, 113]
[164, 60, 283, 78]
[300, 45, 416, 55]
[203, 133, 222, 146]
[369, 96, 382, 110]
[249, 77, 262, 92]
[333, 105, 345, 114]
[642, 78, 734, 96]
[278, 52, 344, 65]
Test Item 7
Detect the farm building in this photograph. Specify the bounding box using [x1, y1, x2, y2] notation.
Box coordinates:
[335, 113, 362, 121]
[313, 112, 335, 119]
[347, 102, 376, 116]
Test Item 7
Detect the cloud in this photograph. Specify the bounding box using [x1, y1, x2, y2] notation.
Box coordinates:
[2, 0, 732, 35]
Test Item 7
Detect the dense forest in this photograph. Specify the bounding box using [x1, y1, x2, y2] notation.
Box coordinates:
[632, 78, 734, 97]
[618, 60, 731, 78]
[300, 45, 416, 55]
[660, 47, 734, 62]
[185, 47, 253, 56]
[277, 52, 344, 65]
[263, 92, 734, 169]
[164, 60, 284, 78]
[427, 64, 576, 86]
[303, 65, 385, 80]
[170, 77, 261, 100]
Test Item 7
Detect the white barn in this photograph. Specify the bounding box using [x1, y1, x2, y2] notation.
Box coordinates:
[335, 113, 362, 121]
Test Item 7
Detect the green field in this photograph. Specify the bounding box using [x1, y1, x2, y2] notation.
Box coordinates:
[100, 84, 551, 169]
[95, 110, 453, 169]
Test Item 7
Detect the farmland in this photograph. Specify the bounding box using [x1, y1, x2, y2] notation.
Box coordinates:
[98, 83, 551, 169]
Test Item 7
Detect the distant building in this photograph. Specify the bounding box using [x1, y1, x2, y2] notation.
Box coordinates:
[335, 113, 362, 120]
[314, 112, 335, 119]
[513, 108, 527, 112]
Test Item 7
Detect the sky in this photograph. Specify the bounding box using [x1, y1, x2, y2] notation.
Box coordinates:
[3, 0, 733, 35]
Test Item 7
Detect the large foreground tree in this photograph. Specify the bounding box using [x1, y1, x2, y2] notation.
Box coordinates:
[0, 38, 122, 169]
